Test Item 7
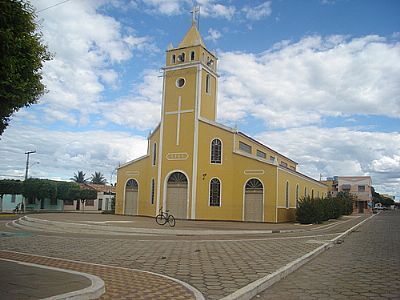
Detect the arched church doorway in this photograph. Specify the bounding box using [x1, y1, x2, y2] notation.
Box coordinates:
[244, 178, 264, 222]
[166, 171, 188, 219]
[124, 179, 138, 215]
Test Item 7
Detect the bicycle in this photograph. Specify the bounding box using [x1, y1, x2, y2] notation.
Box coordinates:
[155, 207, 176, 227]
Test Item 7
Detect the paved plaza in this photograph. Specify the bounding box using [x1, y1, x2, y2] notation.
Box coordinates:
[255, 210, 400, 299]
[0, 211, 398, 299]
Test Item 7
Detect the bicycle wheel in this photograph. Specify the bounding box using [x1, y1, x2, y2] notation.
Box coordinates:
[168, 215, 176, 227]
[156, 214, 166, 225]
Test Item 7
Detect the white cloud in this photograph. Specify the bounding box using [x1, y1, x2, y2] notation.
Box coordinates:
[217, 35, 400, 127]
[255, 127, 400, 197]
[0, 124, 148, 183]
[31, 0, 158, 123]
[101, 69, 163, 130]
[242, 1, 272, 21]
[205, 28, 222, 42]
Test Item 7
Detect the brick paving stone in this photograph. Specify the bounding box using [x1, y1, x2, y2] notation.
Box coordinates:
[0, 251, 197, 300]
[254, 211, 400, 300]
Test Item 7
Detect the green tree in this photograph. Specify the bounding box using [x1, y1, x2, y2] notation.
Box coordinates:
[90, 171, 107, 185]
[0, 0, 51, 135]
[71, 171, 87, 183]
[0, 179, 23, 196]
[23, 178, 57, 205]
[56, 181, 80, 201]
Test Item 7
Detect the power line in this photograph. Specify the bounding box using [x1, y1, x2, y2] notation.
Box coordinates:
[37, 0, 72, 13]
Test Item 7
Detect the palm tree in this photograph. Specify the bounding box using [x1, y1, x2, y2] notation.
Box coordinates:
[71, 171, 87, 183]
[90, 171, 107, 185]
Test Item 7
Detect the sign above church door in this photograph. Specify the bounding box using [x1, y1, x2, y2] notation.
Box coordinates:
[166, 153, 189, 160]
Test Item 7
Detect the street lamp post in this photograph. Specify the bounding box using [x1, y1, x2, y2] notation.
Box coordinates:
[24, 150, 36, 180]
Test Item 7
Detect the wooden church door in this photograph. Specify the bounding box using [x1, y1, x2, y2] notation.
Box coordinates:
[166, 172, 188, 219]
[124, 179, 138, 215]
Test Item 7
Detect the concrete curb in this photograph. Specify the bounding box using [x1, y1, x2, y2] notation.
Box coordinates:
[13, 215, 358, 236]
[220, 213, 377, 300]
[0, 258, 105, 300]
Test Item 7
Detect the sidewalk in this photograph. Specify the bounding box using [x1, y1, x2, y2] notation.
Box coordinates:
[0, 259, 96, 299]
[13, 212, 372, 236]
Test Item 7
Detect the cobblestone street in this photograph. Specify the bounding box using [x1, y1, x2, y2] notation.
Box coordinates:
[0, 213, 374, 299]
[255, 210, 400, 300]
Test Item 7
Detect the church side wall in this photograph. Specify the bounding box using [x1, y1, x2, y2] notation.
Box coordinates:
[195, 122, 278, 222]
[277, 168, 328, 222]
[115, 128, 160, 217]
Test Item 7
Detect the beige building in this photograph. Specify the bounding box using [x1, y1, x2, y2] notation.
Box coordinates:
[115, 18, 327, 222]
[322, 176, 372, 213]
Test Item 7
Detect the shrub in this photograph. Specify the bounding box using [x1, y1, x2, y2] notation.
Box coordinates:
[296, 196, 323, 224]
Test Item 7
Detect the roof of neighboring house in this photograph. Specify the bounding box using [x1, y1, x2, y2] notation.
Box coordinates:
[79, 183, 115, 193]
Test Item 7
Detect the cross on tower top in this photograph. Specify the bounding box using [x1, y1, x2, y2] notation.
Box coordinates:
[190, 5, 200, 26]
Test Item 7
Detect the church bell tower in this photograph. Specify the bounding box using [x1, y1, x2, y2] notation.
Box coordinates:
[156, 9, 219, 219]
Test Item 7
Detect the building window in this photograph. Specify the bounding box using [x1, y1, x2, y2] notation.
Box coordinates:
[151, 179, 155, 204]
[11, 194, 16, 203]
[209, 178, 221, 206]
[311, 189, 314, 199]
[171, 54, 176, 64]
[190, 51, 195, 61]
[86, 199, 94, 206]
[178, 52, 185, 62]
[304, 187, 307, 197]
[256, 150, 266, 159]
[270, 156, 275, 162]
[239, 141, 252, 154]
[176, 77, 185, 88]
[286, 182, 289, 208]
[358, 185, 365, 192]
[280, 161, 288, 167]
[152, 143, 157, 166]
[205, 74, 211, 94]
[211, 139, 222, 164]
[296, 185, 299, 207]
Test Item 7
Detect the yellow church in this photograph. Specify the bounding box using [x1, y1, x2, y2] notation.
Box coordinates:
[115, 18, 327, 223]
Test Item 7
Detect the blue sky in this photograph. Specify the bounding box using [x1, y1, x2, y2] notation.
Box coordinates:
[0, 0, 399, 199]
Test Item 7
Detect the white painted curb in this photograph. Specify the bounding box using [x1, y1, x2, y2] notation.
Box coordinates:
[220, 213, 377, 300]
[0, 258, 105, 300]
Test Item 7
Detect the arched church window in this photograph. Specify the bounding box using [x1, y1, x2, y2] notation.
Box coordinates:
[304, 187, 307, 197]
[126, 179, 138, 191]
[190, 51, 195, 61]
[210, 139, 222, 164]
[152, 142, 157, 166]
[168, 172, 187, 183]
[150, 178, 155, 204]
[171, 54, 175, 64]
[311, 189, 314, 199]
[245, 179, 263, 190]
[176, 78, 185, 88]
[206, 74, 210, 94]
[209, 178, 221, 206]
[178, 52, 185, 62]
[286, 181, 289, 208]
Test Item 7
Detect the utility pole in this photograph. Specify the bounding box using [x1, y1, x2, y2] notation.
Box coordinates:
[24, 150, 36, 180]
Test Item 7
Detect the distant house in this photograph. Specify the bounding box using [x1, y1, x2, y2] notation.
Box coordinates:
[0, 194, 24, 213]
[321, 176, 372, 213]
[63, 183, 115, 212]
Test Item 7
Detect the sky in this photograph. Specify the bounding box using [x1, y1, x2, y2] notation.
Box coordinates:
[0, 0, 399, 200]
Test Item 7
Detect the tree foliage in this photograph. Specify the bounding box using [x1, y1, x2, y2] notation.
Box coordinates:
[296, 192, 355, 224]
[23, 178, 57, 202]
[0, 179, 23, 195]
[90, 171, 107, 185]
[79, 188, 97, 201]
[372, 187, 395, 207]
[56, 181, 80, 200]
[71, 171, 87, 183]
[0, 0, 51, 135]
